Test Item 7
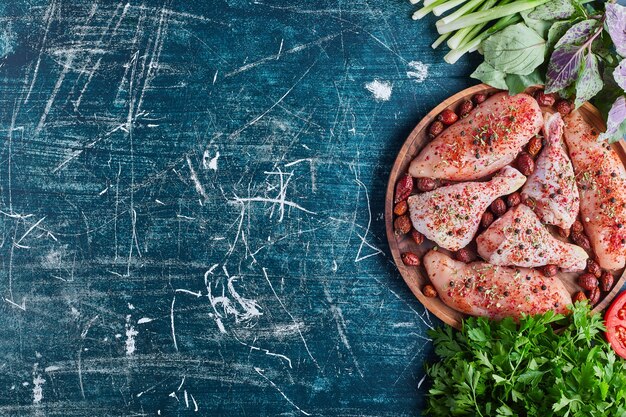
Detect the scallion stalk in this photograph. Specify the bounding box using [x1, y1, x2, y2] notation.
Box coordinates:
[447, 0, 511, 49]
[445, 0, 497, 49]
[437, 0, 485, 26]
[432, 33, 452, 48]
[433, 0, 469, 17]
[436, 0, 549, 33]
[444, 14, 521, 63]
[412, 0, 449, 20]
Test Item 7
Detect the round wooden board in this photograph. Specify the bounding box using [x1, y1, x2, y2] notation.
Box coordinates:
[385, 84, 626, 329]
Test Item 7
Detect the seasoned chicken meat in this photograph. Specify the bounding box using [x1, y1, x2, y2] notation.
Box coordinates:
[521, 112, 579, 232]
[563, 110, 626, 270]
[409, 92, 542, 181]
[407, 166, 526, 251]
[423, 250, 571, 319]
[476, 204, 588, 272]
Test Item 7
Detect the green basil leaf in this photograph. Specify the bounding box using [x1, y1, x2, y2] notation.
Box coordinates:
[505, 69, 545, 95]
[470, 62, 508, 90]
[482, 23, 546, 75]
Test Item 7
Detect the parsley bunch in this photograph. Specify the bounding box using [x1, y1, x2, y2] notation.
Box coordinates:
[425, 303, 626, 416]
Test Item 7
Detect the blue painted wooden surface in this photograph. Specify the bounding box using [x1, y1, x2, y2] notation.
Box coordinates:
[0, 1, 479, 415]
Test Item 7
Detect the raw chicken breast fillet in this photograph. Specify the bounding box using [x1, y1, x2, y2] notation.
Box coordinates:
[407, 166, 526, 251]
[563, 110, 626, 270]
[423, 250, 571, 320]
[409, 92, 542, 181]
[521, 112, 579, 232]
[476, 204, 588, 272]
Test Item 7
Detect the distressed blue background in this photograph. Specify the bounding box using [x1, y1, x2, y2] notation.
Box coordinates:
[0, 1, 478, 415]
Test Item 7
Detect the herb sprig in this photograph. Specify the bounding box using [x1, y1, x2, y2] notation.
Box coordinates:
[425, 303, 626, 417]
[411, 0, 626, 143]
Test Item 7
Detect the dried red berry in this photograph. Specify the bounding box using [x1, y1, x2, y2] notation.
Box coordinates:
[491, 198, 507, 216]
[542, 264, 558, 277]
[416, 177, 437, 192]
[428, 121, 444, 138]
[410, 229, 424, 245]
[472, 93, 487, 105]
[586, 259, 602, 278]
[571, 220, 584, 234]
[587, 287, 601, 304]
[573, 291, 587, 303]
[578, 273, 599, 291]
[437, 109, 458, 126]
[393, 201, 408, 216]
[527, 136, 543, 157]
[517, 152, 535, 176]
[458, 100, 474, 117]
[394, 174, 413, 203]
[600, 271, 614, 292]
[401, 252, 420, 266]
[481, 211, 495, 228]
[423, 284, 437, 298]
[454, 248, 474, 263]
[394, 215, 412, 235]
[506, 192, 521, 207]
[555, 100, 573, 116]
[571, 232, 591, 251]
[534, 90, 556, 107]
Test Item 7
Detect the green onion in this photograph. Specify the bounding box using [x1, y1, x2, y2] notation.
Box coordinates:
[444, 14, 521, 63]
[436, 0, 549, 34]
[437, 0, 484, 26]
[445, 0, 497, 49]
[433, 0, 468, 17]
[413, 0, 449, 20]
[432, 33, 452, 49]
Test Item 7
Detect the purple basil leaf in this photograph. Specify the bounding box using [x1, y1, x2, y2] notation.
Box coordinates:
[606, 3, 626, 57]
[574, 54, 602, 108]
[599, 96, 626, 141]
[528, 0, 575, 20]
[546, 45, 584, 93]
[554, 19, 598, 48]
[546, 20, 600, 93]
[614, 58, 626, 91]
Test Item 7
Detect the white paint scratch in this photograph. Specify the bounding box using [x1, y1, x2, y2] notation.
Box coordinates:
[32, 375, 45, 404]
[225, 33, 338, 77]
[353, 178, 383, 262]
[137, 317, 153, 324]
[364, 80, 392, 102]
[407, 61, 429, 83]
[170, 296, 178, 351]
[125, 315, 138, 356]
[323, 286, 364, 378]
[202, 150, 219, 171]
[186, 156, 208, 201]
[254, 368, 311, 416]
[262, 268, 319, 368]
